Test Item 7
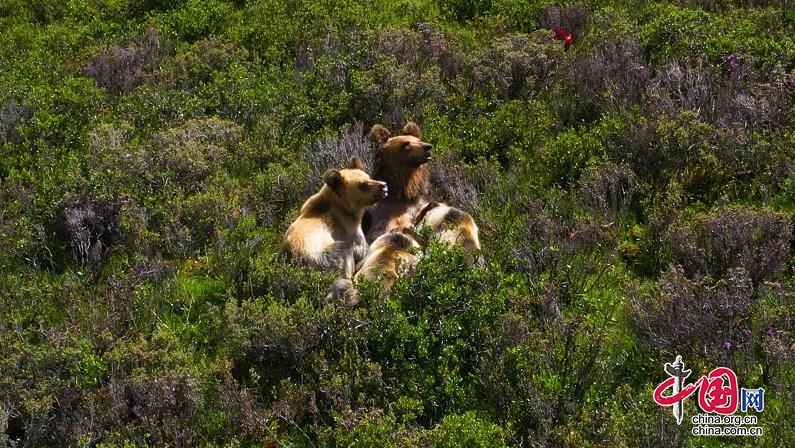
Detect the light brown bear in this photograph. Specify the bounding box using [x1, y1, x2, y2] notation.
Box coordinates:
[364, 122, 433, 243]
[356, 228, 423, 296]
[280, 156, 387, 277]
[326, 228, 423, 305]
[413, 201, 481, 253]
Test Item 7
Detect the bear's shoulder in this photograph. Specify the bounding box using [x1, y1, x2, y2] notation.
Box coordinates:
[300, 191, 333, 216]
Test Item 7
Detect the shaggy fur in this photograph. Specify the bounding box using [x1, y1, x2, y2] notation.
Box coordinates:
[357, 229, 422, 292]
[365, 122, 433, 242]
[326, 228, 423, 305]
[413, 201, 481, 253]
[280, 156, 388, 277]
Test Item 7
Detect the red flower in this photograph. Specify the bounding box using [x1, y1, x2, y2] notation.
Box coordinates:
[554, 27, 574, 50]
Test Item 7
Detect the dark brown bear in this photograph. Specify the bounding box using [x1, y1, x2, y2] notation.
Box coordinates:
[364, 122, 432, 243]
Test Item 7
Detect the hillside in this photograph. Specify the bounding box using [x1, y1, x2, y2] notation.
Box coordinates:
[1, 1, 794, 446]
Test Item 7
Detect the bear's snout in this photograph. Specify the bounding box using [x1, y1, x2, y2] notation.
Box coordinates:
[422, 144, 432, 161]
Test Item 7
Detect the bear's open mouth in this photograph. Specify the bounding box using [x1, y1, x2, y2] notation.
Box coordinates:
[414, 155, 431, 165]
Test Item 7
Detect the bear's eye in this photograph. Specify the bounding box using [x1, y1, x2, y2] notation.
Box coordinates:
[358, 182, 370, 191]
[402, 141, 411, 150]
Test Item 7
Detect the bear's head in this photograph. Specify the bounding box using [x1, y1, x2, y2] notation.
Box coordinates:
[369, 122, 432, 202]
[323, 156, 388, 211]
[370, 122, 433, 168]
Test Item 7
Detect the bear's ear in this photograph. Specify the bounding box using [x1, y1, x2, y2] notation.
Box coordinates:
[346, 156, 365, 170]
[323, 169, 344, 192]
[401, 122, 422, 139]
[369, 125, 391, 147]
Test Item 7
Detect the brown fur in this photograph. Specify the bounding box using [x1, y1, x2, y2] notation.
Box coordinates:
[325, 278, 358, 306]
[280, 156, 388, 277]
[365, 122, 433, 242]
[356, 229, 422, 295]
[325, 228, 422, 304]
[414, 201, 481, 254]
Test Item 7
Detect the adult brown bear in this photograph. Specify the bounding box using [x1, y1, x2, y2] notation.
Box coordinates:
[364, 122, 432, 243]
[280, 156, 387, 277]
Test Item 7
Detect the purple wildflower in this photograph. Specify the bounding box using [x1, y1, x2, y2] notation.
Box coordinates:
[726, 54, 741, 70]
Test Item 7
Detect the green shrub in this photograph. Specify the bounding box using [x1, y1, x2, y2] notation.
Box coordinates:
[470, 31, 564, 103]
[438, 0, 493, 22]
[640, 4, 795, 70]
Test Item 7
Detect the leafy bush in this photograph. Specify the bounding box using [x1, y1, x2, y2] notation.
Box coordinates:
[470, 31, 564, 102]
[161, 37, 250, 90]
[351, 52, 447, 126]
[559, 36, 649, 123]
[576, 161, 637, 221]
[149, 117, 241, 192]
[630, 264, 755, 366]
[56, 195, 122, 268]
[640, 4, 795, 70]
[0, 99, 31, 145]
[538, 4, 589, 41]
[83, 27, 171, 97]
[667, 207, 791, 283]
[438, 0, 493, 22]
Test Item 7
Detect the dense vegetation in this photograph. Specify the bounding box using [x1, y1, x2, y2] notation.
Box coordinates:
[1, 0, 794, 446]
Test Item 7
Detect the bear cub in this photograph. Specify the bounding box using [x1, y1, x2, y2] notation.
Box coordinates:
[413, 201, 481, 253]
[326, 228, 423, 305]
[280, 156, 387, 277]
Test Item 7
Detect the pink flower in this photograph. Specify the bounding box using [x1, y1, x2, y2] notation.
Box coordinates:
[554, 27, 574, 50]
